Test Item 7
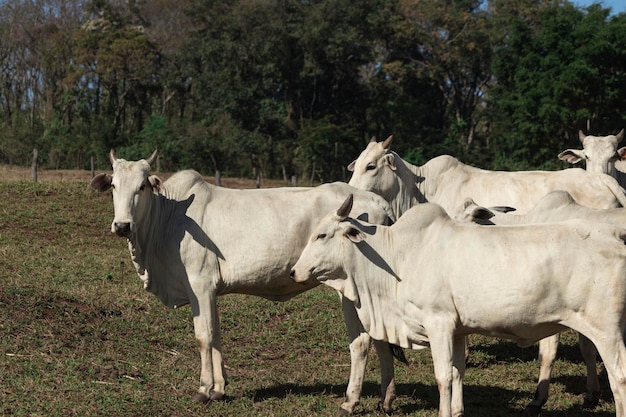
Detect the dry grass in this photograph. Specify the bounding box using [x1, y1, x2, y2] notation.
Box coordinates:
[0, 164, 291, 189]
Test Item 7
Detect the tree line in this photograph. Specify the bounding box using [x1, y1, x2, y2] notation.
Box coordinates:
[0, 0, 624, 183]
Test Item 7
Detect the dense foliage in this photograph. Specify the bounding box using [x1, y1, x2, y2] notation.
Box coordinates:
[0, 0, 624, 181]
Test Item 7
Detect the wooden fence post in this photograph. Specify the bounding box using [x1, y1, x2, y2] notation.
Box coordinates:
[32, 148, 38, 182]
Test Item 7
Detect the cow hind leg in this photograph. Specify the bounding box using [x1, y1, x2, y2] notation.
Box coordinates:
[578, 333, 600, 408]
[587, 333, 626, 417]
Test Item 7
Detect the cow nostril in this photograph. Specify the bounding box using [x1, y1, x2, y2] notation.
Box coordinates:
[114, 222, 132, 237]
[289, 269, 295, 278]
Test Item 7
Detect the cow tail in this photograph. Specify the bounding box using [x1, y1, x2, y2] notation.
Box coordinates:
[390, 344, 408, 364]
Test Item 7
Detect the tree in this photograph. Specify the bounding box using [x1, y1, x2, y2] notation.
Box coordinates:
[489, 1, 623, 169]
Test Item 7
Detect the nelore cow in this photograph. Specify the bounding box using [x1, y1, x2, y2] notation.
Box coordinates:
[348, 136, 626, 218]
[90, 150, 399, 415]
[291, 195, 626, 417]
[558, 129, 626, 186]
[457, 189, 626, 414]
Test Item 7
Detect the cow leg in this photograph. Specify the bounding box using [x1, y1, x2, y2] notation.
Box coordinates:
[451, 334, 466, 417]
[588, 333, 626, 417]
[339, 296, 396, 415]
[523, 333, 560, 416]
[339, 295, 370, 415]
[191, 291, 227, 403]
[427, 324, 457, 417]
[578, 333, 600, 408]
[372, 339, 396, 414]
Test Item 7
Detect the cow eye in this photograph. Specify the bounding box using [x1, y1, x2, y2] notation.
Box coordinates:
[366, 164, 376, 171]
[316, 233, 327, 240]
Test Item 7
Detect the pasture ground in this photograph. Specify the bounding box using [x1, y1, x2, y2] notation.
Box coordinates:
[0, 165, 617, 416]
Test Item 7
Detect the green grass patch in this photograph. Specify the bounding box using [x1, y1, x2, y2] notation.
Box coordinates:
[0, 180, 617, 416]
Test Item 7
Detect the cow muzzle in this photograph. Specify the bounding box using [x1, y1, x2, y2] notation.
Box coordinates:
[290, 268, 312, 284]
[113, 222, 132, 237]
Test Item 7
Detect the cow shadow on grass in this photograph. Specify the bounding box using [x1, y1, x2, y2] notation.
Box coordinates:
[246, 380, 614, 416]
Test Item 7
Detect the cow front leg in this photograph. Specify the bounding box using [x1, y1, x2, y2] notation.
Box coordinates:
[451, 334, 466, 417]
[427, 324, 457, 417]
[339, 295, 371, 415]
[191, 293, 227, 403]
[523, 333, 560, 416]
[372, 339, 396, 414]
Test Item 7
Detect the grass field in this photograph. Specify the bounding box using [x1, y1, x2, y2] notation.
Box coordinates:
[0, 170, 618, 416]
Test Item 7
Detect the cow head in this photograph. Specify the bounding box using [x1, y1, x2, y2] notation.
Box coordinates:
[348, 135, 400, 202]
[90, 150, 160, 237]
[290, 194, 363, 304]
[558, 129, 626, 176]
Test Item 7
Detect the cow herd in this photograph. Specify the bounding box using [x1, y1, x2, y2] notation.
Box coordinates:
[91, 130, 626, 417]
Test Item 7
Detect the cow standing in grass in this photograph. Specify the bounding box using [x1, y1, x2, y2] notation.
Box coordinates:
[90, 150, 399, 415]
[348, 135, 626, 415]
[291, 195, 626, 417]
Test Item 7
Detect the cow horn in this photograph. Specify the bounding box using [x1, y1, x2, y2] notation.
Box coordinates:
[337, 194, 354, 218]
[146, 149, 158, 166]
[578, 130, 586, 143]
[369, 136, 377, 143]
[109, 149, 118, 164]
[381, 135, 393, 149]
[616, 129, 624, 143]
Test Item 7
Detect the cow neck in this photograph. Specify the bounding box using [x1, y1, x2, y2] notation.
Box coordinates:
[392, 155, 426, 217]
[127, 189, 178, 290]
[347, 226, 418, 349]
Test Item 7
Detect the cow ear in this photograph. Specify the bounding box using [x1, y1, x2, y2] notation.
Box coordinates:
[344, 225, 365, 243]
[347, 160, 356, 172]
[148, 175, 163, 194]
[617, 147, 626, 161]
[557, 149, 584, 164]
[383, 153, 396, 171]
[90, 173, 112, 192]
[470, 206, 495, 221]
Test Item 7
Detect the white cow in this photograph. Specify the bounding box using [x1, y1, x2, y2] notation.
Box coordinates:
[558, 129, 626, 184]
[291, 194, 626, 417]
[348, 135, 626, 218]
[90, 150, 400, 415]
[457, 189, 626, 414]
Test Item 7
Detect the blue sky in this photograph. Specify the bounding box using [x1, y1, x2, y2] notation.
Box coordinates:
[574, 0, 626, 14]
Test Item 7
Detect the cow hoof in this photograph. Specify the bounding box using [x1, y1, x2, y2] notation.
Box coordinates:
[582, 396, 600, 409]
[192, 392, 211, 403]
[522, 404, 542, 417]
[378, 401, 394, 415]
[339, 403, 356, 416]
[210, 391, 224, 401]
[338, 406, 352, 416]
